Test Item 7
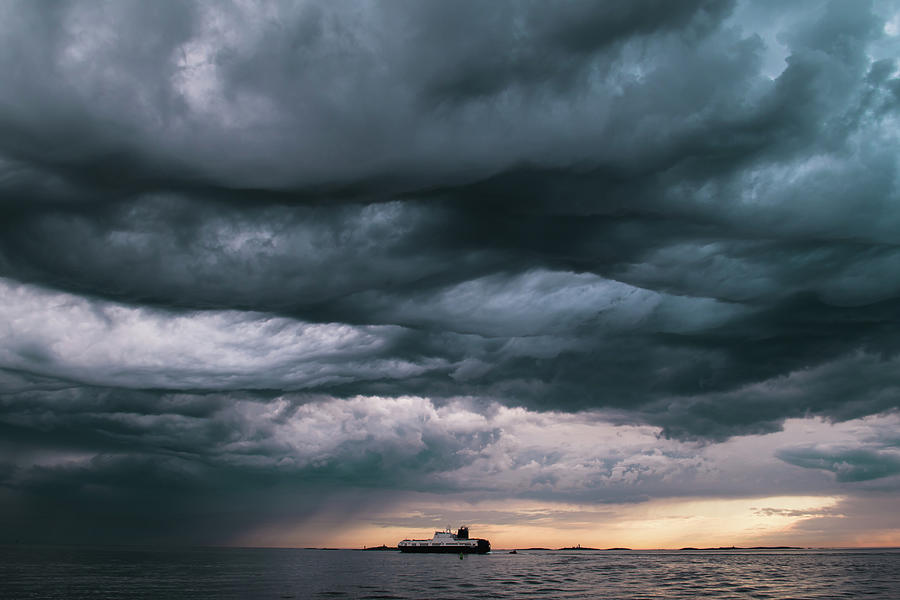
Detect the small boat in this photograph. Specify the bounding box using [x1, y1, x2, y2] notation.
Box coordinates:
[508, 550, 517, 554]
[398, 526, 491, 554]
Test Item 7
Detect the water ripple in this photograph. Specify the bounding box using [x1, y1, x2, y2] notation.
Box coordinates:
[2, 546, 899, 599]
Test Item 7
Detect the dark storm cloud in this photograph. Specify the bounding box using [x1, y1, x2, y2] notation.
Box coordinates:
[0, 0, 739, 189]
[2, 0, 900, 543]
[5, 380, 874, 544]
[0, 387, 502, 542]
[775, 415, 900, 484]
[777, 446, 900, 482]
[1, 0, 897, 420]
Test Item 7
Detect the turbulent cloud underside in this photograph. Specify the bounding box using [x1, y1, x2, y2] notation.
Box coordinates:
[1, 0, 900, 545]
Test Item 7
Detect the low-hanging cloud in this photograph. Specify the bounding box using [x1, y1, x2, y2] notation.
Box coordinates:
[2, 0, 900, 544]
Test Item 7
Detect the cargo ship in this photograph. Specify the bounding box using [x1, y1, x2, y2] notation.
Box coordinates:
[398, 527, 491, 554]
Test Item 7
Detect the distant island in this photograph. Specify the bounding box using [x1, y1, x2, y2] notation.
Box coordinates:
[517, 546, 803, 552]
[557, 546, 632, 551]
[353, 544, 806, 552]
[679, 546, 804, 551]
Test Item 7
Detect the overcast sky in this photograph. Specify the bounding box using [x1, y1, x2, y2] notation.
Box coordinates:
[2, 0, 900, 549]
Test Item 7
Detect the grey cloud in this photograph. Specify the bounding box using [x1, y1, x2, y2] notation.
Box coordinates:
[777, 443, 900, 483]
[0, 197, 494, 312]
[1, 391, 500, 490]
[0, 0, 743, 189]
[403, 0, 732, 104]
[648, 349, 900, 440]
[776, 418, 900, 482]
[0, 389, 834, 517]
[782, 494, 900, 546]
[2, 0, 900, 544]
[2, 380, 895, 543]
[752, 506, 841, 518]
[0, 392, 500, 543]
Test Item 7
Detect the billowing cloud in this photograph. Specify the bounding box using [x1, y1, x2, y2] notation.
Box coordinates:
[2, 0, 900, 545]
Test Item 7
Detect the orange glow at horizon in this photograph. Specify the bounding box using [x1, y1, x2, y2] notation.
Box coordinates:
[227, 494, 900, 550]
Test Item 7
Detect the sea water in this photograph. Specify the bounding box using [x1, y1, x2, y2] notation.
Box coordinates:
[2, 545, 898, 599]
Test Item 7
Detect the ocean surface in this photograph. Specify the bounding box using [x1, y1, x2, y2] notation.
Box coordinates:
[2, 545, 899, 599]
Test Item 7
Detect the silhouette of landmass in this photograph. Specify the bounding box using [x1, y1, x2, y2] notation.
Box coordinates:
[351, 543, 806, 552]
[679, 546, 803, 551]
[511, 547, 634, 551]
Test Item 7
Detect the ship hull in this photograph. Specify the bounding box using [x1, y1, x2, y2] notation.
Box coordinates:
[399, 540, 490, 554]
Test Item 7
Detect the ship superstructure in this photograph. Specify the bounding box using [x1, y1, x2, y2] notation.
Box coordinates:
[398, 526, 491, 554]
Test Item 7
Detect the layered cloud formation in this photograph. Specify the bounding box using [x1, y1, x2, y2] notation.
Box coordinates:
[2, 0, 900, 546]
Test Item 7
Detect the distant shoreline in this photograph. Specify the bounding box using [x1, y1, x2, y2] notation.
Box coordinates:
[352, 545, 887, 552]
[4, 542, 899, 552]
[355, 545, 877, 552]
